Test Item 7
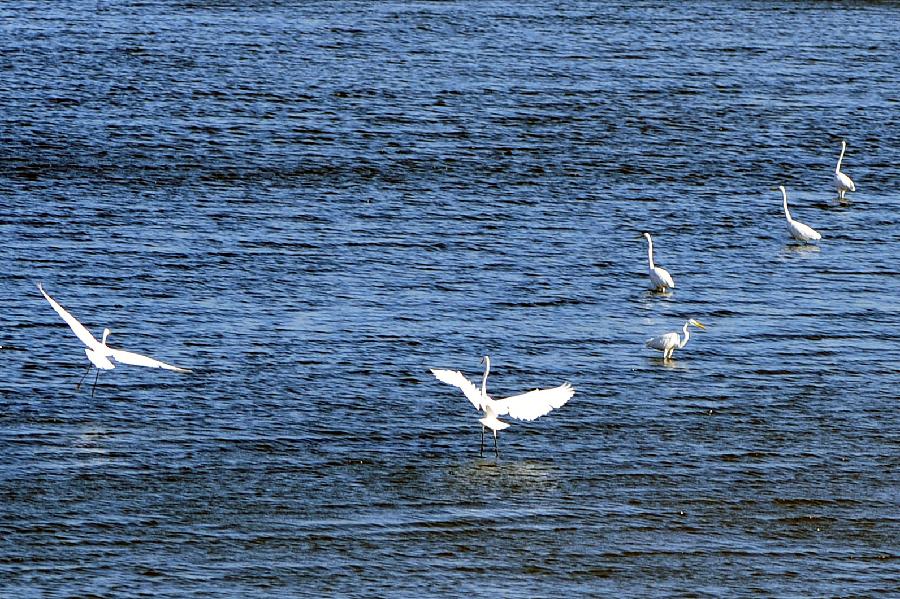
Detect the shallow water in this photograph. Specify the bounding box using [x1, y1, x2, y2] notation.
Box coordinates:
[1, 1, 898, 596]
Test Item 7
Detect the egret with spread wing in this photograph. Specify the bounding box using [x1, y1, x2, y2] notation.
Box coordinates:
[430, 356, 574, 457]
[834, 140, 855, 200]
[38, 283, 192, 395]
[643, 232, 675, 292]
[645, 319, 706, 361]
[779, 185, 821, 243]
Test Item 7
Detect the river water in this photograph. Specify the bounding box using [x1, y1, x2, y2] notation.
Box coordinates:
[1, 1, 898, 596]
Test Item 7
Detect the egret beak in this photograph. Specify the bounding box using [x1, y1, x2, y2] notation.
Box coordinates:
[693, 320, 707, 329]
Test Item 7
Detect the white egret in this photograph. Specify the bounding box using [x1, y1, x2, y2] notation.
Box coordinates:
[430, 356, 574, 457]
[779, 185, 821, 243]
[645, 319, 706, 361]
[642, 232, 675, 292]
[38, 283, 192, 396]
[834, 140, 855, 200]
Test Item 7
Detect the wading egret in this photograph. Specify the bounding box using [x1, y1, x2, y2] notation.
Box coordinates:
[834, 140, 855, 200]
[779, 185, 821, 243]
[430, 356, 574, 458]
[645, 319, 706, 361]
[38, 283, 192, 396]
[642, 232, 675, 292]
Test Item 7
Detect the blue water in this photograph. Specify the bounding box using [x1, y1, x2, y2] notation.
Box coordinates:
[1, 1, 898, 596]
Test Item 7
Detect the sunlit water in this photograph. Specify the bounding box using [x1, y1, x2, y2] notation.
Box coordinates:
[1, 1, 898, 596]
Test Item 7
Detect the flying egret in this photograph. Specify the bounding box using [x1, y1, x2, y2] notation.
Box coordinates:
[645, 319, 706, 361]
[779, 185, 821, 243]
[834, 140, 855, 200]
[642, 232, 675, 292]
[38, 283, 192, 396]
[430, 356, 574, 457]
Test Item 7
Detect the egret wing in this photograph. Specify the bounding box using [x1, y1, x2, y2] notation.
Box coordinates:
[657, 268, 675, 289]
[493, 382, 574, 422]
[109, 347, 192, 372]
[790, 220, 821, 241]
[38, 283, 101, 350]
[430, 368, 483, 410]
[646, 332, 678, 350]
[835, 171, 855, 191]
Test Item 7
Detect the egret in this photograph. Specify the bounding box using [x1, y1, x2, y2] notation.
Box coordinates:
[779, 185, 821, 243]
[645, 319, 706, 361]
[38, 283, 192, 396]
[834, 140, 855, 200]
[430, 356, 574, 457]
[642, 232, 675, 292]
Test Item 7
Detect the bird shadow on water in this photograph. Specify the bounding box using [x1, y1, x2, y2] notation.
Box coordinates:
[782, 243, 821, 255]
[445, 456, 562, 487]
[644, 288, 674, 299]
[821, 196, 853, 211]
[647, 357, 689, 370]
[70, 428, 123, 468]
[637, 289, 675, 309]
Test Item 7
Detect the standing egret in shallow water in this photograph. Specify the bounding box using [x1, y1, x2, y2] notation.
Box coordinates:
[642, 232, 675, 292]
[646, 319, 706, 361]
[38, 283, 192, 396]
[834, 140, 855, 200]
[779, 185, 821, 243]
[430, 356, 574, 457]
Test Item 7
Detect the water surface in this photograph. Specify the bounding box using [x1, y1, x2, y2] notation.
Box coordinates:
[1, 1, 898, 596]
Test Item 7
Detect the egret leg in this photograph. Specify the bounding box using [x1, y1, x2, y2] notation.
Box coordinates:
[75, 364, 92, 390]
[480, 425, 485, 457]
[493, 431, 499, 459]
[91, 369, 100, 398]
